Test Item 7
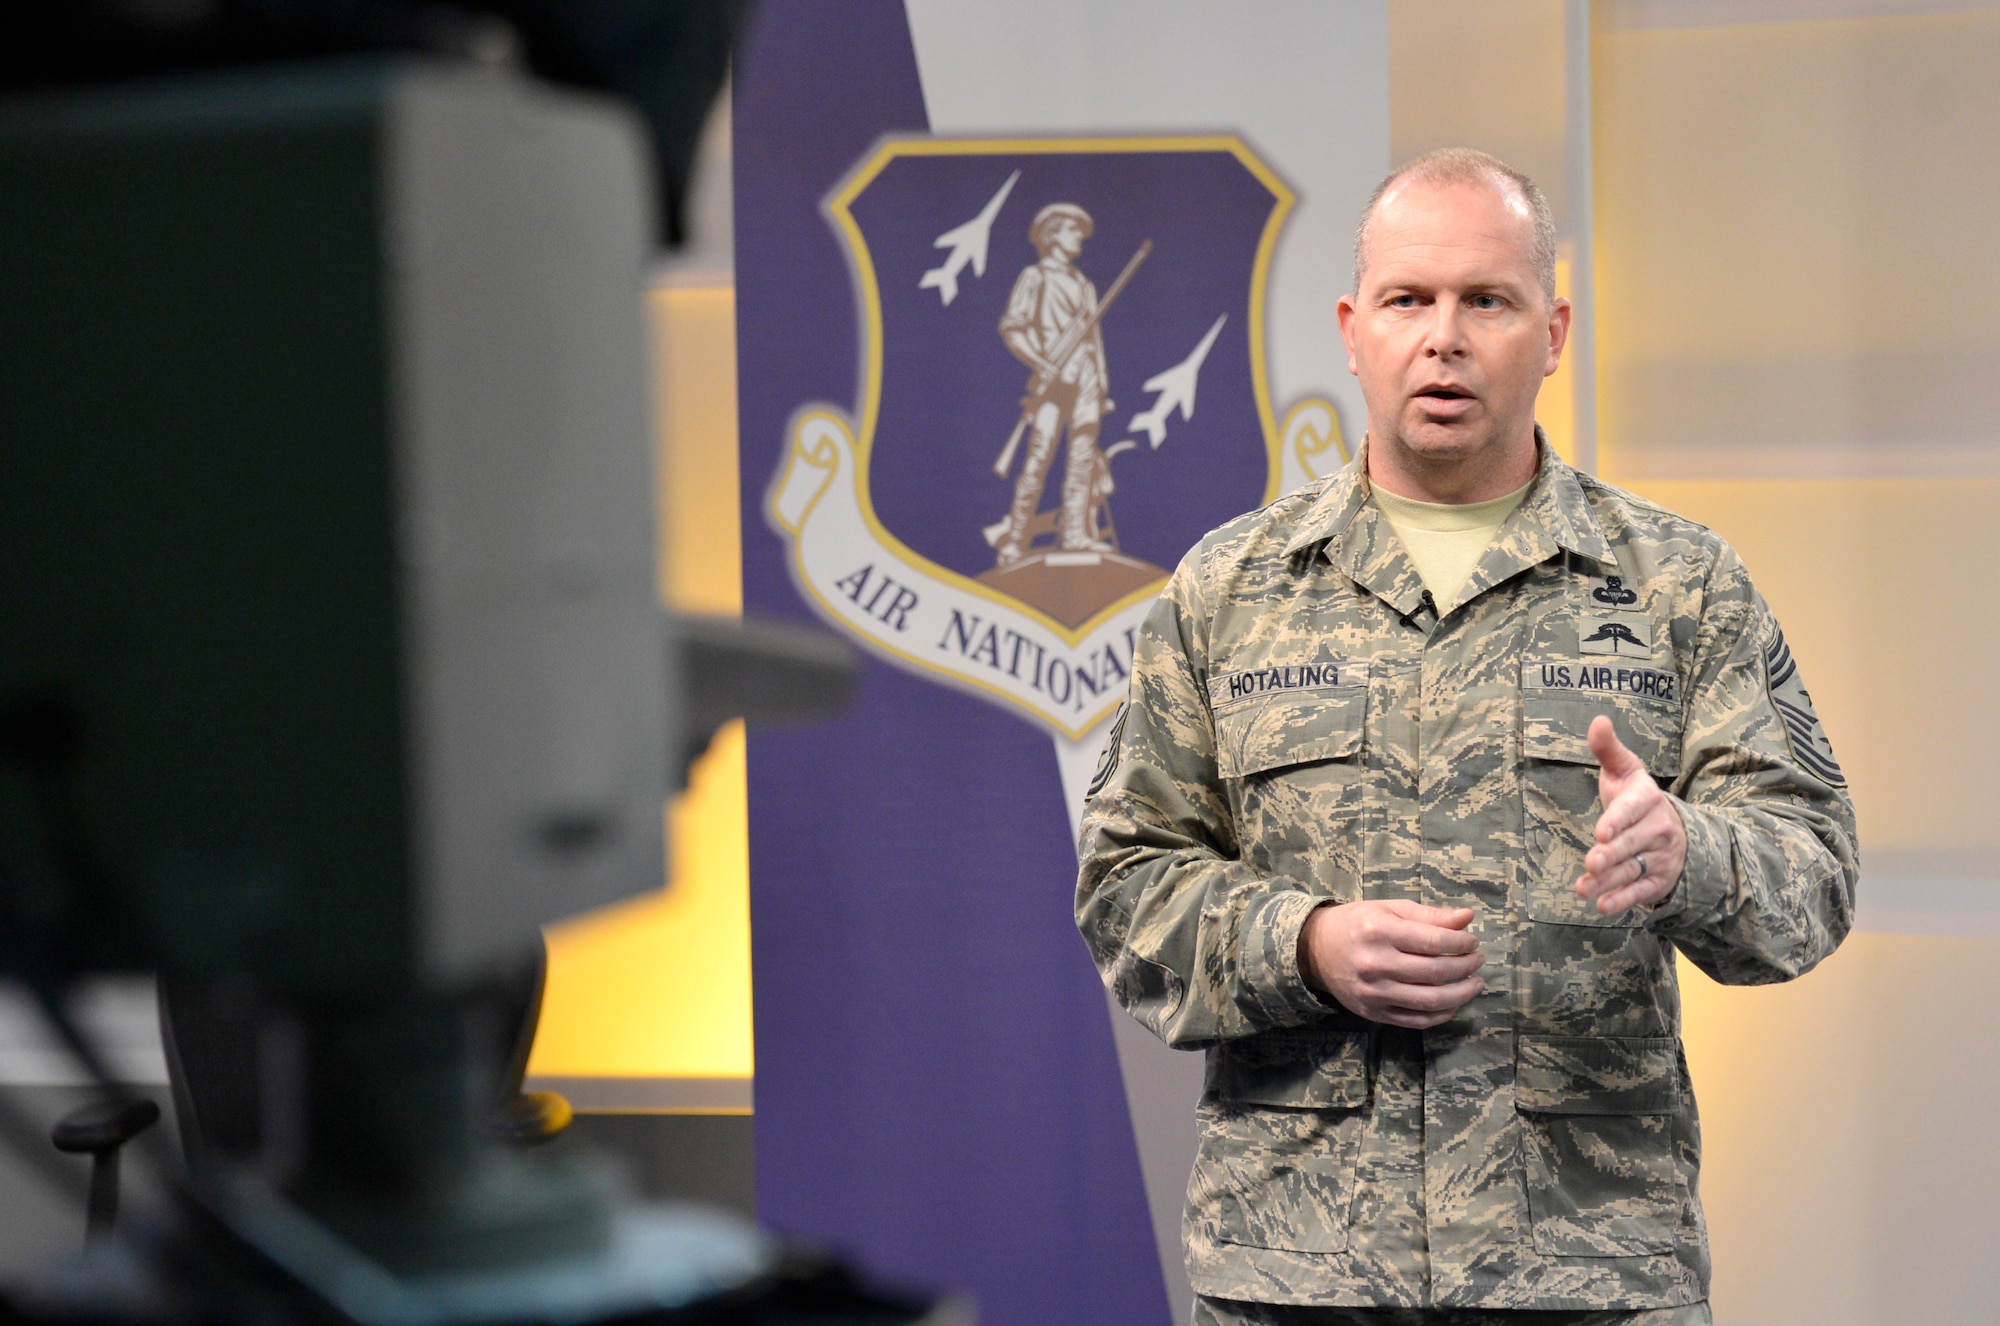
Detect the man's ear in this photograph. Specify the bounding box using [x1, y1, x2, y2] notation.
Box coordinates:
[1337, 294, 1360, 376]
[1544, 296, 1572, 378]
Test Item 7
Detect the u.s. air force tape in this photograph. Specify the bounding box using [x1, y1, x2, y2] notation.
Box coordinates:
[1207, 659, 1369, 711]
[1522, 660, 1678, 704]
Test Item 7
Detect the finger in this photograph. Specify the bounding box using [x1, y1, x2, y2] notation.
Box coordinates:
[1584, 818, 1674, 879]
[1374, 979, 1486, 1026]
[1370, 975, 1485, 1014]
[1379, 901, 1477, 931]
[1576, 856, 1650, 902]
[1363, 906, 1480, 952]
[1365, 949, 1486, 987]
[1376, 918, 1483, 958]
[1581, 842, 1680, 905]
[1587, 715, 1645, 780]
[1574, 863, 1628, 901]
[1375, 1006, 1463, 1030]
[1597, 812, 1675, 863]
[1576, 846, 1661, 900]
[1593, 772, 1663, 844]
[1593, 887, 1640, 916]
[1593, 877, 1668, 916]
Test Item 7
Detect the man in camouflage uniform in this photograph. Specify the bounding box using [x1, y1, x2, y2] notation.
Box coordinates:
[1075, 149, 1857, 1325]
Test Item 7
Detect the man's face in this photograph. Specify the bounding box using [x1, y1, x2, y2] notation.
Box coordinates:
[1337, 179, 1568, 482]
[1048, 217, 1085, 260]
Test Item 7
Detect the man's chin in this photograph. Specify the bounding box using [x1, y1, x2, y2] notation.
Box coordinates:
[1393, 424, 1491, 464]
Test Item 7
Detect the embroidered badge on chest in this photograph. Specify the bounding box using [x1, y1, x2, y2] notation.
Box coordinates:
[1591, 574, 1639, 606]
[1580, 612, 1653, 656]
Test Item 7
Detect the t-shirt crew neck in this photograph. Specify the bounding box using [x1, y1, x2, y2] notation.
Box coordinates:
[1369, 476, 1535, 611]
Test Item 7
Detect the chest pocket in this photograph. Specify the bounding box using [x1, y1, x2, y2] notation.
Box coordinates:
[1214, 689, 1364, 778]
[1212, 690, 1367, 893]
[1520, 678, 1682, 927]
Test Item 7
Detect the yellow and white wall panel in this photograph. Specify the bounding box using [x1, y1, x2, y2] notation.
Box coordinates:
[527, 279, 755, 1114]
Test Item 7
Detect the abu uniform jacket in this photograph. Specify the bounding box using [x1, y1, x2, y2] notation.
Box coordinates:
[1074, 441, 1857, 1311]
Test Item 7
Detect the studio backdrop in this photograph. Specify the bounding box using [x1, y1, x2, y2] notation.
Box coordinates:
[731, 3, 1389, 1322]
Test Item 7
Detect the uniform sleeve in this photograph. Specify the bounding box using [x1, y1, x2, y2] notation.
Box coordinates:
[1073, 555, 1334, 1048]
[1647, 545, 1859, 983]
[998, 266, 1043, 343]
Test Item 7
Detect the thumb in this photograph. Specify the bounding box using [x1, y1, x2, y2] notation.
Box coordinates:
[1382, 900, 1476, 930]
[1587, 715, 1644, 780]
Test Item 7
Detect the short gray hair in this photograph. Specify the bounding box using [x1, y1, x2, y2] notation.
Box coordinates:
[1352, 148, 1557, 306]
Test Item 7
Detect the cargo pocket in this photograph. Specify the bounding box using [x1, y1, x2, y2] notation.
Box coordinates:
[1521, 691, 1681, 927]
[1191, 1027, 1370, 1254]
[1516, 1034, 1685, 1257]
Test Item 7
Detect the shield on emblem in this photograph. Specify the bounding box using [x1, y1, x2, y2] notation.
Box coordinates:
[769, 136, 1342, 737]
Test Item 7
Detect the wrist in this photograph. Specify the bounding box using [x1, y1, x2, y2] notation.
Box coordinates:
[1296, 901, 1336, 994]
[1644, 795, 1717, 929]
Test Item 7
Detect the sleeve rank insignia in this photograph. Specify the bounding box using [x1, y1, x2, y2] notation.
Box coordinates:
[1764, 623, 1846, 788]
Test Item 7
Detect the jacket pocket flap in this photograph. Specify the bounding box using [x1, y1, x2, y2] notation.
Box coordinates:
[1516, 1035, 1680, 1114]
[1214, 693, 1364, 780]
[1522, 692, 1682, 778]
[1209, 1026, 1371, 1109]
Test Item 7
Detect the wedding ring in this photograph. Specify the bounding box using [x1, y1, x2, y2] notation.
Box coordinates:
[1634, 852, 1649, 879]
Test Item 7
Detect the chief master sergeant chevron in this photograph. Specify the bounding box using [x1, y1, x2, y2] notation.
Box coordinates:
[1075, 148, 1857, 1326]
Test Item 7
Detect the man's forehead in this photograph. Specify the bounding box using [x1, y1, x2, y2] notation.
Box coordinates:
[1365, 178, 1538, 286]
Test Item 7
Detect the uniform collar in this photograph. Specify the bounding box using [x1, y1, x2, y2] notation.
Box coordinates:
[1281, 428, 1615, 614]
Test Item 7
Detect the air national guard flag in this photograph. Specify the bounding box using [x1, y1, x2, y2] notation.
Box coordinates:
[733, 3, 1367, 1322]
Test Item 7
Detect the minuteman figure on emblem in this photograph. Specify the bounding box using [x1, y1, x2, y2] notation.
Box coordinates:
[979, 203, 1165, 626]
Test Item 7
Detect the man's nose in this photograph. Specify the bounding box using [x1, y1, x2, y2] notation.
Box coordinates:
[1422, 299, 1469, 359]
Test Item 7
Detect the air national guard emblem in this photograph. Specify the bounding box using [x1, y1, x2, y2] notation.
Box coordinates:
[768, 136, 1344, 737]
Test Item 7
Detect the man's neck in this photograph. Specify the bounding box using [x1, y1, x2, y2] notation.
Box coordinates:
[1365, 429, 1540, 505]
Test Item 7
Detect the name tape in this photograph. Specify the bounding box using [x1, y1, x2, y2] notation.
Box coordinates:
[1522, 660, 1678, 704]
[1209, 660, 1368, 710]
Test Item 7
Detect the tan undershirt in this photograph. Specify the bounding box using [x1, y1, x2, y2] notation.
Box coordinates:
[1371, 478, 1534, 611]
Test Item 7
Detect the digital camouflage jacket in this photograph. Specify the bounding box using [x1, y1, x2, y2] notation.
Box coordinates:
[1074, 441, 1858, 1311]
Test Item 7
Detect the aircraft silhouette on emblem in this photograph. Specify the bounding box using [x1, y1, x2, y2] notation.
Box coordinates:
[1127, 313, 1227, 450]
[918, 170, 1020, 306]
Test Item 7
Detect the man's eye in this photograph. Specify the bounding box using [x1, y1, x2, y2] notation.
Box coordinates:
[1388, 294, 1419, 308]
[1470, 294, 1503, 310]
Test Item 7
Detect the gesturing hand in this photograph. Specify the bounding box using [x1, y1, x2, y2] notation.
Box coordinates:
[1297, 900, 1485, 1029]
[1575, 715, 1686, 916]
